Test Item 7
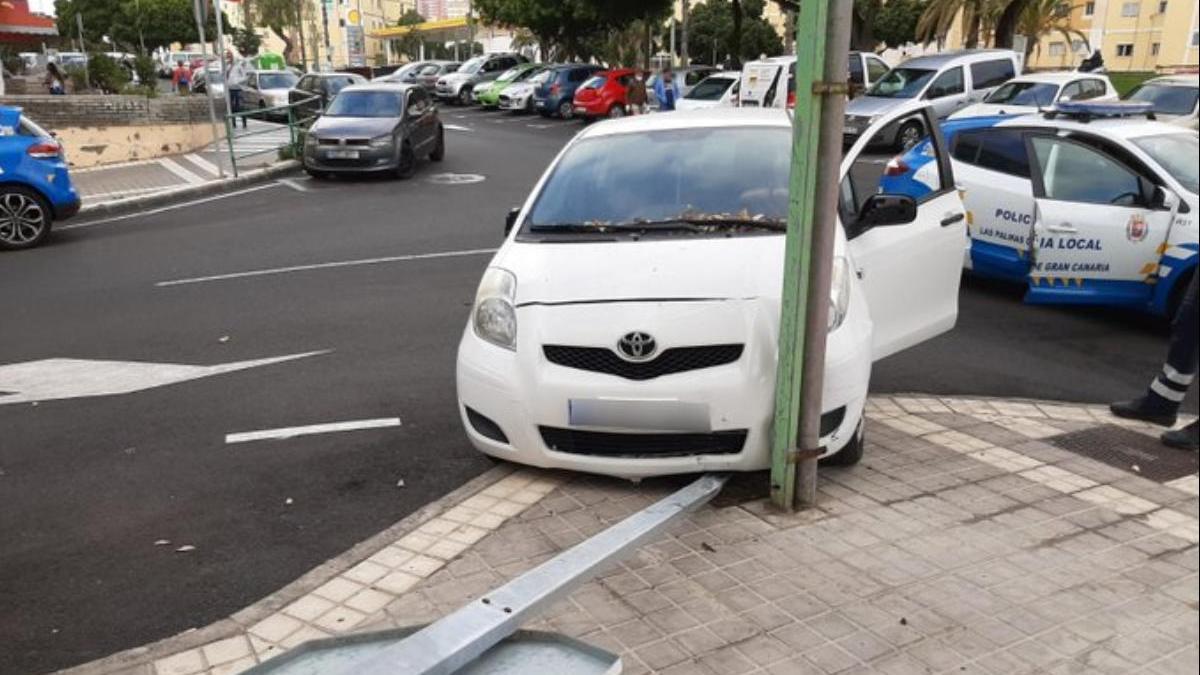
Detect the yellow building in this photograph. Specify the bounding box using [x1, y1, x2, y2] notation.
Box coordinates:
[942, 0, 1198, 72]
[229, 0, 413, 68]
[1028, 0, 1199, 72]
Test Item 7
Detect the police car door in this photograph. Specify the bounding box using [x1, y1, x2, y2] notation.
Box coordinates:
[951, 127, 1036, 281]
[843, 105, 966, 359]
[1026, 133, 1173, 305]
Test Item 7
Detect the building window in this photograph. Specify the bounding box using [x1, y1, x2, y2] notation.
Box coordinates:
[1084, 1, 1095, 14]
[1157, 0, 1167, 12]
[1072, 39, 1087, 52]
[1116, 43, 1135, 56]
[1151, 42, 1160, 55]
[1053, 1, 1071, 17]
[1193, 30, 1199, 47]
[1049, 42, 1066, 56]
[1121, 2, 1139, 16]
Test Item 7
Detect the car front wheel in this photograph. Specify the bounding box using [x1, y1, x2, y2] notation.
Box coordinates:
[396, 141, 417, 179]
[0, 186, 53, 251]
[896, 120, 924, 151]
[458, 88, 472, 106]
[558, 101, 574, 119]
[429, 127, 445, 161]
[821, 419, 864, 467]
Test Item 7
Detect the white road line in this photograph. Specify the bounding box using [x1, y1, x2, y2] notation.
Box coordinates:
[183, 153, 222, 176]
[226, 417, 402, 444]
[158, 157, 207, 185]
[61, 183, 284, 230]
[156, 247, 497, 287]
[76, 186, 170, 201]
[276, 178, 310, 192]
[443, 124, 472, 132]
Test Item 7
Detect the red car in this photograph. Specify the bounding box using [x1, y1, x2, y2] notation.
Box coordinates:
[572, 68, 637, 120]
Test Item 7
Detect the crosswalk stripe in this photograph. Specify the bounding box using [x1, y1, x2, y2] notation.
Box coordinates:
[158, 158, 205, 185]
[183, 153, 222, 176]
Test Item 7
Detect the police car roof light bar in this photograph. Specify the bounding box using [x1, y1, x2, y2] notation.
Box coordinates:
[1045, 100, 1157, 123]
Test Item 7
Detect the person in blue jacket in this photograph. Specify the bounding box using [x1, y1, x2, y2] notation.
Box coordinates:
[654, 67, 681, 112]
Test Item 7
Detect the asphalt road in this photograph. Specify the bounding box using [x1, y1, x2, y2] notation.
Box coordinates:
[1, 107, 1193, 675]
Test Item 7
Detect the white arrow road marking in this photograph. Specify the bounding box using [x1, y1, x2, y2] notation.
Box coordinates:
[0, 351, 329, 405]
[443, 124, 471, 132]
[276, 178, 311, 192]
[155, 248, 496, 287]
[226, 417, 402, 444]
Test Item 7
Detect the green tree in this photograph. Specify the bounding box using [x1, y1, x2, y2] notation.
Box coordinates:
[1018, 0, 1087, 62]
[873, 0, 927, 48]
[395, 9, 425, 60]
[688, 0, 782, 68]
[851, 0, 882, 50]
[56, 0, 227, 52]
[232, 27, 262, 56]
[243, 0, 301, 63]
[474, 0, 672, 61]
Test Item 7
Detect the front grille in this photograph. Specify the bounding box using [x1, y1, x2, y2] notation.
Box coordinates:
[540, 427, 747, 457]
[317, 138, 369, 146]
[543, 344, 742, 381]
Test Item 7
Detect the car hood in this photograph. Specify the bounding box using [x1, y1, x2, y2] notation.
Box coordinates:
[845, 95, 909, 117]
[311, 116, 397, 137]
[442, 72, 476, 84]
[497, 237, 798, 305]
[505, 82, 535, 95]
[676, 98, 722, 111]
[950, 102, 1036, 118]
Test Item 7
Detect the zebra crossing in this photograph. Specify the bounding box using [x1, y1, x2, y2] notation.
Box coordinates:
[214, 119, 295, 160]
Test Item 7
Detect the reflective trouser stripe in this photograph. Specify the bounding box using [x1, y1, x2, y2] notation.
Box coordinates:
[1151, 378, 1187, 402]
[1162, 364, 1195, 386]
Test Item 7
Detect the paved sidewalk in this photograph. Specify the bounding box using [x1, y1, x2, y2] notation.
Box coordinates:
[66, 396, 1198, 675]
[71, 121, 293, 208]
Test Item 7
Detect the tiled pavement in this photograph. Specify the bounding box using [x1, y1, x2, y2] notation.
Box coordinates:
[65, 396, 1198, 675]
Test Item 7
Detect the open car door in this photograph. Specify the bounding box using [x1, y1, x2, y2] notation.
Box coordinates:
[841, 103, 967, 360]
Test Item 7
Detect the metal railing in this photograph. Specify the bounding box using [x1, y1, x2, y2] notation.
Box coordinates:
[222, 96, 321, 177]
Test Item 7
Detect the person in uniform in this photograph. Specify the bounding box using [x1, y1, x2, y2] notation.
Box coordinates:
[1111, 274, 1199, 450]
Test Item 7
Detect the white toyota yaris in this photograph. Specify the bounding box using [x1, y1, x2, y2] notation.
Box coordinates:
[456, 104, 966, 479]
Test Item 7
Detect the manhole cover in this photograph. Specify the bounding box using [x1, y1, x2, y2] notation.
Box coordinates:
[427, 172, 485, 185]
[1049, 424, 1199, 482]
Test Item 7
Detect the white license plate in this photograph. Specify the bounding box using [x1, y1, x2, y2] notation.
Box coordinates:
[568, 399, 711, 432]
[326, 149, 359, 159]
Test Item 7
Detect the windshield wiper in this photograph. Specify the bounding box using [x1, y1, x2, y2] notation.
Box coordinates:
[620, 217, 787, 232]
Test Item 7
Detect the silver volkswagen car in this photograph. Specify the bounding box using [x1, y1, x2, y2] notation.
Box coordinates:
[302, 83, 444, 179]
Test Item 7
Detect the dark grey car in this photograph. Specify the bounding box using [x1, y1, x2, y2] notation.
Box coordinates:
[302, 83, 444, 179]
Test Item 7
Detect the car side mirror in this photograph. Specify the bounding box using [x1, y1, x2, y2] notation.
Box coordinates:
[855, 193, 917, 231]
[1152, 185, 1178, 211]
[505, 207, 520, 235]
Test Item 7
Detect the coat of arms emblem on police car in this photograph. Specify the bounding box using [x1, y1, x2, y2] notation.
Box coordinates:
[1126, 214, 1148, 242]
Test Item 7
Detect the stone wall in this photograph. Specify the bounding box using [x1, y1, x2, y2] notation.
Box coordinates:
[0, 94, 225, 168]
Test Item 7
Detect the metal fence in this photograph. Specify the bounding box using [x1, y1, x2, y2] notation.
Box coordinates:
[222, 96, 320, 177]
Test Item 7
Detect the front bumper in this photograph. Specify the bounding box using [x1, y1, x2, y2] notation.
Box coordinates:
[456, 298, 872, 479]
[498, 93, 530, 110]
[303, 144, 398, 173]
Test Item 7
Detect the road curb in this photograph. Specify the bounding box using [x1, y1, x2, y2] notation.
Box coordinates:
[75, 160, 302, 221]
[57, 463, 517, 675]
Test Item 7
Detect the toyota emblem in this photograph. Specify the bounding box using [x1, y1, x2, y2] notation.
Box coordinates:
[617, 332, 657, 361]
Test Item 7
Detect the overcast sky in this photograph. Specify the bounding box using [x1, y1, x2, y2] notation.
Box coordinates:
[30, 0, 56, 16]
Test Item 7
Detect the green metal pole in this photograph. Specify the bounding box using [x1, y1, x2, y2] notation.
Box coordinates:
[769, 0, 854, 510]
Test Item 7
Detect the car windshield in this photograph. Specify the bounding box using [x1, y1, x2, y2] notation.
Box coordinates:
[686, 77, 734, 100]
[442, 63, 461, 74]
[1132, 133, 1199, 195]
[418, 64, 440, 75]
[985, 81, 1058, 106]
[526, 127, 792, 235]
[497, 66, 525, 82]
[1126, 83, 1200, 116]
[460, 56, 486, 74]
[528, 69, 552, 85]
[581, 75, 606, 89]
[324, 91, 404, 117]
[867, 67, 936, 98]
[327, 76, 360, 94]
[260, 73, 297, 89]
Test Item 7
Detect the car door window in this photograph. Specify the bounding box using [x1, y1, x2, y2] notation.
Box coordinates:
[297, 75, 313, 92]
[956, 129, 1032, 178]
[926, 67, 964, 98]
[841, 108, 951, 228]
[848, 55, 864, 86]
[867, 57, 890, 82]
[1030, 136, 1145, 206]
[568, 68, 587, 83]
[1082, 79, 1107, 99]
[969, 59, 1015, 90]
[1060, 80, 1084, 102]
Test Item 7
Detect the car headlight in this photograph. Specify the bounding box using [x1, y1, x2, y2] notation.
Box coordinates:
[828, 256, 851, 332]
[369, 134, 394, 148]
[473, 268, 518, 350]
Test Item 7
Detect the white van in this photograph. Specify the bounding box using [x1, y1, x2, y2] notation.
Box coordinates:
[739, 52, 891, 108]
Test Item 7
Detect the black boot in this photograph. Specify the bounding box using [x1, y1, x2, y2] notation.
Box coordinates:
[1162, 421, 1199, 451]
[1110, 397, 1177, 427]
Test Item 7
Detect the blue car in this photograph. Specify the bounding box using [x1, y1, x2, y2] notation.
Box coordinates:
[0, 106, 80, 250]
[533, 64, 604, 119]
[878, 115, 1010, 200]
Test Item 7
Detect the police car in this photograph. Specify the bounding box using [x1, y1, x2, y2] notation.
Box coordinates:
[879, 101, 1198, 316]
[0, 106, 80, 251]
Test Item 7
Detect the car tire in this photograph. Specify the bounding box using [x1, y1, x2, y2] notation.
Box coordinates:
[608, 104, 625, 119]
[895, 120, 924, 151]
[458, 87, 472, 106]
[558, 100, 574, 119]
[396, 141, 417, 180]
[429, 127, 445, 162]
[0, 186, 53, 251]
[821, 419, 864, 467]
[525, 98, 535, 114]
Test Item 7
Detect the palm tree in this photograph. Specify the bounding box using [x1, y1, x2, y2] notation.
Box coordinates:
[1018, 0, 1089, 65]
[917, 0, 1037, 48]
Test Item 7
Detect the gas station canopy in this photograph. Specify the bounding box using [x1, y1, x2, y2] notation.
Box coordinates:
[367, 17, 469, 42]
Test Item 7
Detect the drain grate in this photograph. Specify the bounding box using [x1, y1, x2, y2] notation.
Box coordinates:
[1049, 424, 1199, 483]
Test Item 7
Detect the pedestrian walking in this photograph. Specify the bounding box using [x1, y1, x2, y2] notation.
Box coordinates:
[226, 54, 248, 128]
[626, 70, 649, 115]
[172, 61, 191, 95]
[44, 62, 65, 95]
[654, 67, 681, 112]
[1111, 273, 1199, 450]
